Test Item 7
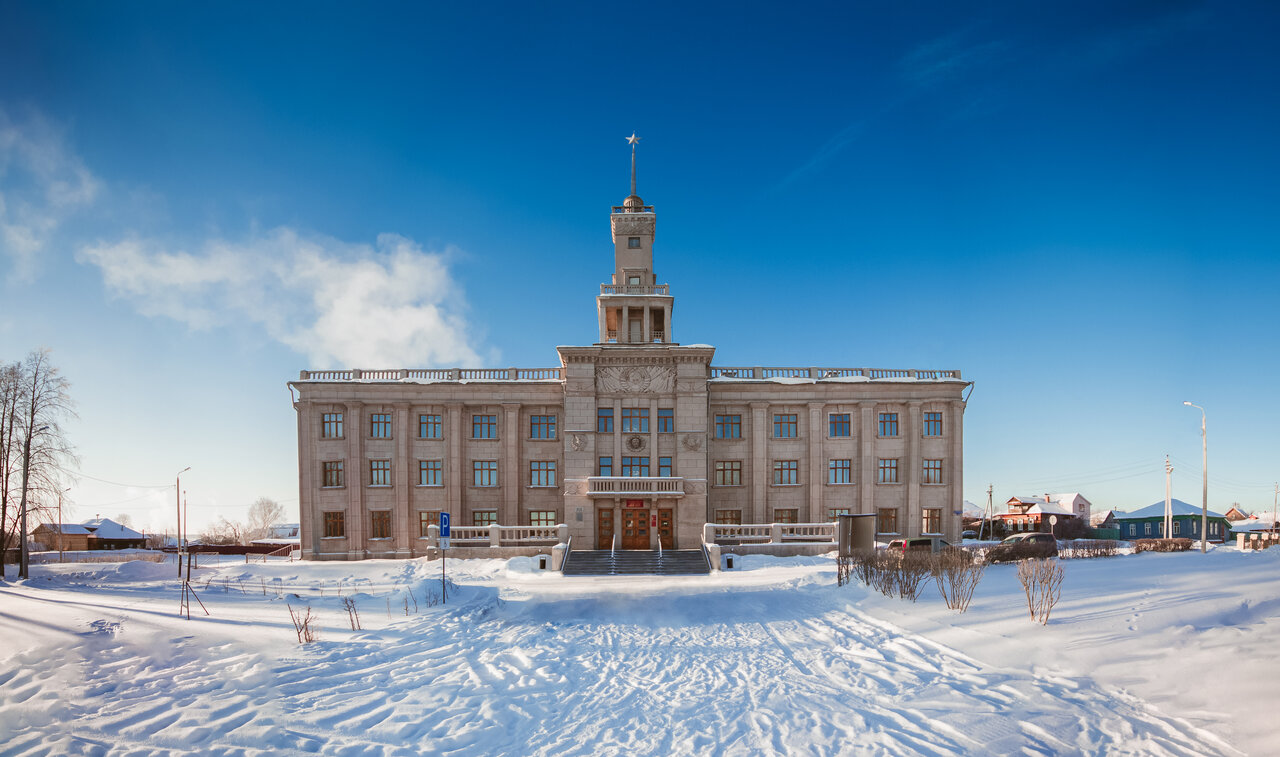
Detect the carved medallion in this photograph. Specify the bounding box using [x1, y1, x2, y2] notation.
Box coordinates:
[570, 433, 587, 452]
[596, 365, 676, 394]
[682, 433, 704, 451]
[626, 435, 646, 452]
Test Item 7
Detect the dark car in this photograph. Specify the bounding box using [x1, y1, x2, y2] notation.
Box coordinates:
[986, 532, 1058, 563]
[885, 537, 973, 561]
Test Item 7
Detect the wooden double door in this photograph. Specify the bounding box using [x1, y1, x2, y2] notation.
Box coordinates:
[597, 504, 674, 550]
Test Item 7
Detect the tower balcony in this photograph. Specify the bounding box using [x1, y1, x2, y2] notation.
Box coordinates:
[600, 283, 669, 296]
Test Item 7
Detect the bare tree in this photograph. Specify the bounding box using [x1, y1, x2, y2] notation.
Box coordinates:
[246, 497, 285, 542]
[201, 517, 246, 546]
[1, 350, 77, 578]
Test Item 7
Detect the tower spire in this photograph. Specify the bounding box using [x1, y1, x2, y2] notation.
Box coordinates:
[626, 132, 641, 201]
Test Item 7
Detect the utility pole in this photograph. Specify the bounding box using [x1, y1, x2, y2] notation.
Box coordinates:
[175, 466, 190, 577]
[979, 484, 993, 540]
[1164, 456, 1173, 538]
[1273, 482, 1278, 532]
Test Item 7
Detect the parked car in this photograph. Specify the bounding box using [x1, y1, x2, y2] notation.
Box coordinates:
[885, 537, 972, 560]
[961, 530, 977, 539]
[986, 532, 1058, 563]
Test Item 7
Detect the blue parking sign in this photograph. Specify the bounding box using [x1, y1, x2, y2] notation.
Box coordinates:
[440, 512, 451, 537]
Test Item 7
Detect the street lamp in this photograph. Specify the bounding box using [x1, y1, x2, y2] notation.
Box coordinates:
[17, 424, 50, 580]
[176, 466, 191, 577]
[1183, 402, 1208, 554]
[57, 486, 71, 563]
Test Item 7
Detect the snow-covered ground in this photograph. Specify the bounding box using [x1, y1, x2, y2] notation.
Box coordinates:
[1, 547, 1276, 756]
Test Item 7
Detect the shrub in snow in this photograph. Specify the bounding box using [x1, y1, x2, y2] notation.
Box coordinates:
[845, 549, 933, 601]
[1058, 539, 1120, 559]
[1132, 538, 1193, 553]
[1017, 558, 1064, 625]
[932, 549, 986, 613]
[287, 602, 319, 644]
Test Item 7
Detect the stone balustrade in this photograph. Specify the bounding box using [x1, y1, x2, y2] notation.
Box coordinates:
[585, 476, 685, 497]
[600, 284, 670, 295]
[298, 365, 962, 383]
[710, 366, 963, 380]
[703, 522, 837, 545]
[426, 523, 568, 548]
[298, 367, 563, 382]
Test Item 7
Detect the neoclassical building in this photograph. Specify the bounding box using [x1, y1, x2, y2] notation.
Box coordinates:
[290, 143, 969, 560]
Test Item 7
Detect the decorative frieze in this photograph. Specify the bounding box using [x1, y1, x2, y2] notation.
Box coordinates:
[596, 365, 676, 394]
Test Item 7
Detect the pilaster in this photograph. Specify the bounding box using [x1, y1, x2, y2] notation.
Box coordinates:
[859, 402, 876, 517]
[502, 403, 520, 525]
[750, 401, 768, 523]
[807, 402, 823, 522]
[394, 402, 411, 557]
[907, 401, 922, 538]
[345, 401, 365, 560]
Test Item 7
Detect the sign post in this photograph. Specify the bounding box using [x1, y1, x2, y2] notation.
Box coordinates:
[439, 513, 450, 604]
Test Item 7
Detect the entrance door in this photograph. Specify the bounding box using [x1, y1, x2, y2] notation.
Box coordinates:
[657, 509, 674, 550]
[621, 508, 650, 549]
[597, 508, 614, 549]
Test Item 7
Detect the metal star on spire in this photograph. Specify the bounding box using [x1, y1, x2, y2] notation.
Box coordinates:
[626, 132, 641, 145]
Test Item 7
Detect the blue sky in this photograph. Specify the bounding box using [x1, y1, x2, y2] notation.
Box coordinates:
[2, 2, 1279, 531]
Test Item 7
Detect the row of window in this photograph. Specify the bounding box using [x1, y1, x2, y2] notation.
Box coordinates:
[596, 408, 675, 433]
[321, 412, 558, 441]
[711, 412, 944, 440]
[709, 458, 945, 485]
[321, 460, 559, 488]
[596, 456, 674, 477]
[1124, 521, 1222, 537]
[321, 509, 558, 539]
[712, 507, 943, 534]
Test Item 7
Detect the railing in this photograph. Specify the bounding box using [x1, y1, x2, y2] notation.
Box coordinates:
[427, 523, 568, 548]
[611, 205, 654, 214]
[709, 367, 963, 380]
[298, 367, 563, 382]
[704, 522, 838, 545]
[600, 284, 670, 295]
[584, 476, 685, 496]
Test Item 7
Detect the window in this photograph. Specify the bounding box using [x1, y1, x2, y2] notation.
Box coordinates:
[621, 408, 649, 433]
[323, 511, 345, 538]
[922, 459, 943, 484]
[473, 460, 498, 487]
[597, 408, 614, 433]
[321, 461, 344, 488]
[530, 511, 557, 527]
[370, 413, 392, 438]
[473, 511, 498, 527]
[878, 413, 899, 437]
[829, 508, 852, 520]
[715, 460, 742, 486]
[370, 459, 392, 486]
[715, 414, 742, 439]
[923, 508, 942, 534]
[877, 508, 899, 534]
[472, 414, 497, 439]
[1173, 521, 1181, 535]
[628, 237, 641, 248]
[530, 461, 557, 487]
[419, 460, 443, 487]
[658, 457, 672, 477]
[321, 412, 344, 439]
[774, 413, 798, 439]
[419, 414, 443, 439]
[773, 460, 799, 485]
[621, 457, 650, 477]
[530, 415, 557, 440]
[1144, 522, 1152, 535]
[829, 413, 851, 437]
[418, 511, 440, 537]
[923, 411, 943, 437]
[774, 508, 799, 524]
[828, 459, 852, 484]
[598, 456, 613, 477]
[370, 511, 391, 539]
[657, 408, 674, 433]
[1210, 522, 1219, 536]
[878, 459, 899, 484]
[715, 510, 743, 525]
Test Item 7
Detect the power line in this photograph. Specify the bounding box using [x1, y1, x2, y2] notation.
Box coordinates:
[52, 465, 173, 489]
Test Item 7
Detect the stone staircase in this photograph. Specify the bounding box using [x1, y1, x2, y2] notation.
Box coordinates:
[561, 549, 710, 576]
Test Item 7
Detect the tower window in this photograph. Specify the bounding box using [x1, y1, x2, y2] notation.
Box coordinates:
[628, 237, 641, 248]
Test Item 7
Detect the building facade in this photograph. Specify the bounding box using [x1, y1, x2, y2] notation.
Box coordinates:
[290, 146, 969, 560]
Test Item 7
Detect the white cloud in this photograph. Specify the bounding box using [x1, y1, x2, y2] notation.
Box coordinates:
[79, 228, 487, 369]
[0, 109, 101, 278]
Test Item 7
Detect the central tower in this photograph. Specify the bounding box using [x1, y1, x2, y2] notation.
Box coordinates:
[596, 133, 675, 345]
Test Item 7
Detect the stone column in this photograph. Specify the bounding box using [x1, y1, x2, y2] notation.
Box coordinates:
[621, 305, 630, 343]
[447, 404, 463, 522]
[649, 396, 659, 475]
[395, 402, 412, 557]
[345, 401, 364, 560]
[613, 398, 623, 465]
[642, 306, 651, 344]
[807, 402, 824, 522]
[951, 400, 966, 542]
[598, 303, 607, 343]
[907, 402, 922, 538]
[859, 402, 876, 518]
[296, 400, 316, 558]
[663, 303, 672, 343]
[502, 403, 520, 526]
[750, 402, 769, 523]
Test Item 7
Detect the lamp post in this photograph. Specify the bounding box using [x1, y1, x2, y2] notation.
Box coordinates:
[1183, 402, 1208, 553]
[17, 424, 50, 580]
[175, 466, 190, 577]
[57, 486, 71, 563]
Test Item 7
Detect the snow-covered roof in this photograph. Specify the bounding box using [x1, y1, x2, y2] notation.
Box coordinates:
[43, 523, 91, 535]
[1230, 519, 1275, 532]
[81, 517, 146, 540]
[1115, 500, 1227, 520]
[1026, 502, 1076, 517]
[1048, 492, 1091, 507]
[1009, 495, 1049, 506]
[1090, 509, 1119, 525]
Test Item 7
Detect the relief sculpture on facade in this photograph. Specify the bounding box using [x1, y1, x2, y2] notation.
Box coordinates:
[596, 365, 676, 394]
